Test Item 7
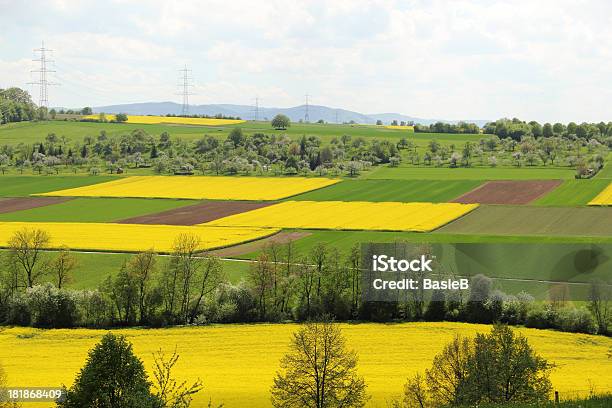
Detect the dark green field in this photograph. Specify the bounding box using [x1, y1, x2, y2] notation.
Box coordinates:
[0, 175, 114, 197]
[0, 197, 194, 222]
[290, 179, 481, 202]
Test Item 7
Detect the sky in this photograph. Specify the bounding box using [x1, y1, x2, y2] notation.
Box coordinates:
[1, 0, 611, 123]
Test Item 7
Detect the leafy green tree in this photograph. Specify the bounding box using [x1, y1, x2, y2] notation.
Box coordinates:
[58, 333, 160, 407]
[271, 318, 368, 407]
[115, 113, 128, 123]
[271, 114, 290, 130]
[402, 325, 553, 407]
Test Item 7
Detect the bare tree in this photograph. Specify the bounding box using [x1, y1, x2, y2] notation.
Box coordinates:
[51, 247, 77, 289]
[189, 255, 223, 324]
[249, 252, 273, 320]
[271, 318, 368, 408]
[127, 250, 157, 324]
[7, 228, 50, 287]
[152, 348, 204, 408]
[162, 233, 203, 323]
[588, 279, 611, 334]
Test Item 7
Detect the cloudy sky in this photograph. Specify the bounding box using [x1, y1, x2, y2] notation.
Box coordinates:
[1, 0, 611, 122]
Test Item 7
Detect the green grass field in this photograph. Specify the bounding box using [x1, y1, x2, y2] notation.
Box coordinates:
[0, 120, 445, 145]
[436, 205, 612, 236]
[235, 229, 612, 262]
[0, 197, 194, 222]
[289, 179, 482, 202]
[0, 250, 251, 290]
[363, 165, 576, 180]
[534, 179, 610, 206]
[0, 175, 114, 197]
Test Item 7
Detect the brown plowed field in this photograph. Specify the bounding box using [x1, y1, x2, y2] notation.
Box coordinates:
[118, 200, 276, 225]
[451, 180, 562, 205]
[0, 197, 72, 214]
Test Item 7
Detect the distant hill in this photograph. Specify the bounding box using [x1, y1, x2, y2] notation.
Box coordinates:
[91, 102, 490, 126]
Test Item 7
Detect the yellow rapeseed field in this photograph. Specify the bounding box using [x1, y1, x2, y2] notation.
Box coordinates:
[0, 323, 609, 408]
[0, 222, 278, 253]
[588, 181, 612, 205]
[385, 125, 414, 131]
[205, 201, 479, 232]
[37, 176, 340, 201]
[83, 114, 245, 126]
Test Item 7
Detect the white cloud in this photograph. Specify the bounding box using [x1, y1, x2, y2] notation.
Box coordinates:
[1, 0, 612, 121]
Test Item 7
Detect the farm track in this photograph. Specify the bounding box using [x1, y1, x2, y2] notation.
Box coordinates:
[452, 180, 563, 204]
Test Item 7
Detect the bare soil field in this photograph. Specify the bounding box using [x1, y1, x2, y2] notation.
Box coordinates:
[118, 200, 275, 225]
[0, 197, 72, 214]
[451, 180, 562, 204]
[210, 231, 312, 257]
[436, 205, 612, 236]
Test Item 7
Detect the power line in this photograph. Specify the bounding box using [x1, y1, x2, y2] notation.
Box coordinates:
[304, 93, 310, 122]
[177, 65, 194, 116]
[29, 41, 58, 108]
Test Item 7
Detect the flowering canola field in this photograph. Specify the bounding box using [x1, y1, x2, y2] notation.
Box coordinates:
[588, 181, 612, 205]
[205, 201, 478, 232]
[0, 222, 278, 253]
[1, 322, 610, 408]
[385, 125, 414, 131]
[83, 114, 245, 126]
[37, 176, 340, 201]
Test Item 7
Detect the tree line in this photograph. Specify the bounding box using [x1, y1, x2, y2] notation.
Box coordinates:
[0, 125, 401, 178]
[0, 228, 609, 337]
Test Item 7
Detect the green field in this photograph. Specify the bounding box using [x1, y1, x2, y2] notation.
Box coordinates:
[290, 179, 481, 202]
[0, 120, 437, 145]
[596, 160, 612, 179]
[0, 197, 194, 222]
[534, 179, 610, 206]
[0, 175, 114, 197]
[363, 165, 576, 180]
[235, 229, 612, 262]
[436, 205, 612, 236]
[0, 250, 251, 290]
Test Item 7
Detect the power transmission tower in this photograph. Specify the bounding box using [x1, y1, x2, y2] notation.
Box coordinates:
[304, 94, 310, 123]
[29, 41, 58, 108]
[177, 65, 194, 116]
[253, 96, 259, 121]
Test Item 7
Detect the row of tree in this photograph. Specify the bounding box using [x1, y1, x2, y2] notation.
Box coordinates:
[0, 229, 609, 336]
[0, 125, 400, 177]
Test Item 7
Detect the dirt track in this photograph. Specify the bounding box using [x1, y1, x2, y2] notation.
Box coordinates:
[451, 180, 562, 205]
[118, 200, 276, 225]
[0, 197, 72, 214]
[210, 231, 312, 257]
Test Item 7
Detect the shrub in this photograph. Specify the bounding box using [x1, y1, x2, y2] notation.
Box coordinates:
[26, 283, 79, 328]
[557, 307, 598, 334]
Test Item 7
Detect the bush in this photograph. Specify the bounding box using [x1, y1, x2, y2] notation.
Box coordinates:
[5, 295, 31, 326]
[525, 304, 558, 329]
[26, 283, 79, 328]
[557, 307, 598, 334]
